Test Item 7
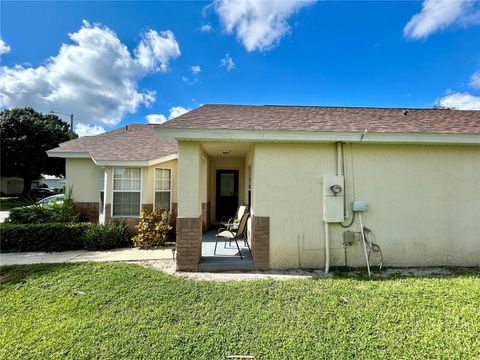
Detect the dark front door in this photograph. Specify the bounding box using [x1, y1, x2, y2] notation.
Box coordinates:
[216, 170, 239, 221]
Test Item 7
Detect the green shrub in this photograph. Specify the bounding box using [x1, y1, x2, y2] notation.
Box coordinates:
[133, 209, 171, 248]
[83, 221, 130, 250]
[0, 223, 89, 252]
[6, 190, 78, 224]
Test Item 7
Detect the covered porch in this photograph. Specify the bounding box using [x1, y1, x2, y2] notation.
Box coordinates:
[175, 141, 269, 272]
[199, 229, 254, 271]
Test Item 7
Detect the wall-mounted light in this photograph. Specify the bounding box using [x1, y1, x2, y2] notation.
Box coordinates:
[222, 150, 231, 156]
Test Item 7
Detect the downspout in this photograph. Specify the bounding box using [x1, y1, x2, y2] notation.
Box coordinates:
[324, 221, 330, 273]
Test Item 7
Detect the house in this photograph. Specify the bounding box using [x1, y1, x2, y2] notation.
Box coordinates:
[48, 105, 480, 272]
[37, 175, 67, 192]
[47, 124, 179, 228]
[0, 175, 66, 195]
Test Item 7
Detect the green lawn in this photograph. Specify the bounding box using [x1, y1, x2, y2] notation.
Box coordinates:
[1, 263, 479, 359]
[0, 197, 28, 211]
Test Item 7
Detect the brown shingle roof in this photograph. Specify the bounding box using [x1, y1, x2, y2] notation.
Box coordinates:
[160, 104, 480, 134]
[49, 124, 177, 161]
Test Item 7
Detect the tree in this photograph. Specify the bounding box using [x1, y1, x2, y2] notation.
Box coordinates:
[0, 107, 77, 195]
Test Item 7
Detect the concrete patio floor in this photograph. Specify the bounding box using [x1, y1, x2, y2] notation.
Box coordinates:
[200, 229, 254, 271]
[0, 247, 175, 266]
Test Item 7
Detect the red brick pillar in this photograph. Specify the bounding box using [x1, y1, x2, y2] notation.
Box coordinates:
[176, 216, 202, 271]
[252, 216, 270, 270]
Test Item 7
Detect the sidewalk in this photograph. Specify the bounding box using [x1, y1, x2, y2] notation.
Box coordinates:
[0, 247, 175, 266]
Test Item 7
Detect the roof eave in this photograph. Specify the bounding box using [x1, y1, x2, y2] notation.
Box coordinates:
[46, 150, 178, 166]
[155, 128, 480, 145]
[46, 151, 91, 158]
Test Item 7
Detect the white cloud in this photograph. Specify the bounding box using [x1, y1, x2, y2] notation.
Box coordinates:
[220, 53, 235, 71]
[440, 92, 480, 110]
[470, 71, 480, 89]
[75, 123, 106, 137]
[169, 106, 189, 119]
[146, 113, 168, 124]
[214, 0, 315, 51]
[135, 29, 181, 72]
[190, 65, 201, 75]
[146, 106, 190, 124]
[0, 38, 10, 55]
[404, 0, 479, 39]
[201, 23, 213, 32]
[0, 21, 181, 126]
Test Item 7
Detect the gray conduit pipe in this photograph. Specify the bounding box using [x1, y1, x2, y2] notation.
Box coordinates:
[359, 212, 371, 277]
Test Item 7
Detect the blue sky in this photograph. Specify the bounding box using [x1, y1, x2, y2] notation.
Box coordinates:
[1, 1, 479, 135]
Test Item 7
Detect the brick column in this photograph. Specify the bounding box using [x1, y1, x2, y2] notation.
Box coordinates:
[176, 216, 202, 271]
[201, 202, 210, 232]
[252, 216, 270, 270]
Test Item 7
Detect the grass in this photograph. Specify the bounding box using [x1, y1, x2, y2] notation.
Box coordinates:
[1, 263, 479, 359]
[0, 197, 29, 211]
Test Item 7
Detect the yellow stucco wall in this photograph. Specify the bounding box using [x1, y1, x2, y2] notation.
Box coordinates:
[66, 158, 100, 202]
[67, 158, 178, 212]
[142, 159, 178, 206]
[253, 143, 480, 269]
[177, 142, 202, 218]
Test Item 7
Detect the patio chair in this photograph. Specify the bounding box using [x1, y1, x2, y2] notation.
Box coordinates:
[215, 212, 251, 259]
[224, 205, 247, 231]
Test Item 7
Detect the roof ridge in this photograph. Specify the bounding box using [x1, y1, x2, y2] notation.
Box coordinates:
[203, 103, 475, 112]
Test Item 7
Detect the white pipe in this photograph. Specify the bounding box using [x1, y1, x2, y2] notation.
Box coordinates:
[359, 212, 371, 277]
[324, 221, 330, 273]
[336, 142, 343, 176]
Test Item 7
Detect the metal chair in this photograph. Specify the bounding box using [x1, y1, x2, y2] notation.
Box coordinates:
[224, 205, 246, 231]
[215, 212, 251, 259]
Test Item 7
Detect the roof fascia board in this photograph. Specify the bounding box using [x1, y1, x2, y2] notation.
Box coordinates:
[46, 151, 91, 158]
[155, 128, 480, 145]
[92, 154, 178, 167]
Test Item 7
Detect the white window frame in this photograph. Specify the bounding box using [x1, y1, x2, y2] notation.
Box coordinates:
[153, 167, 172, 212]
[111, 167, 142, 217]
[99, 167, 105, 215]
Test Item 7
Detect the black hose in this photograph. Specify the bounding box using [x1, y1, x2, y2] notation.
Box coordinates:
[340, 211, 355, 228]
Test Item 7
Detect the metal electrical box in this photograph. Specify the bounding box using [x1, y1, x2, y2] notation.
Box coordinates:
[352, 200, 368, 212]
[323, 175, 345, 222]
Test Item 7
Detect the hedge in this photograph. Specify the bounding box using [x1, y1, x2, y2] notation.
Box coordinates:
[0, 223, 90, 252]
[0, 222, 130, 252]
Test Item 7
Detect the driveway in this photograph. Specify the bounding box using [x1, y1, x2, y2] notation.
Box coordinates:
[0, 247, 175, 266]
[0, 211, 9, 223]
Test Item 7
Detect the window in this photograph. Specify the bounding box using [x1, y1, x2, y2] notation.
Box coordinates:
[112, 167, 141, 216]
[99, 168, 105, 214]
[154, 168, 171, 211]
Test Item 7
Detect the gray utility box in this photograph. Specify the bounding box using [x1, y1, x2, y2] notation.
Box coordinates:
[343, 231, 361, 246]
[322, 175, 345, 222]
[352, 200, 368, 212]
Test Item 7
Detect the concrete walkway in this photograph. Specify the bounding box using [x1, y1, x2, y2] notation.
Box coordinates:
[0, 211, 9, 223]
[0, 247, 175, 266]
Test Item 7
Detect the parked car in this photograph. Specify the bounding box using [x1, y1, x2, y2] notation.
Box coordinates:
[31, 188, 56, 199]
[36, 194, 65, 206]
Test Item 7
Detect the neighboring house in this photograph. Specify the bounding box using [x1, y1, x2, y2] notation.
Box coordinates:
[0, 175, 65, 195]
[48, 105, 480, 272]
[0, 177, 26, 196]
[38, 174, 67, 192]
